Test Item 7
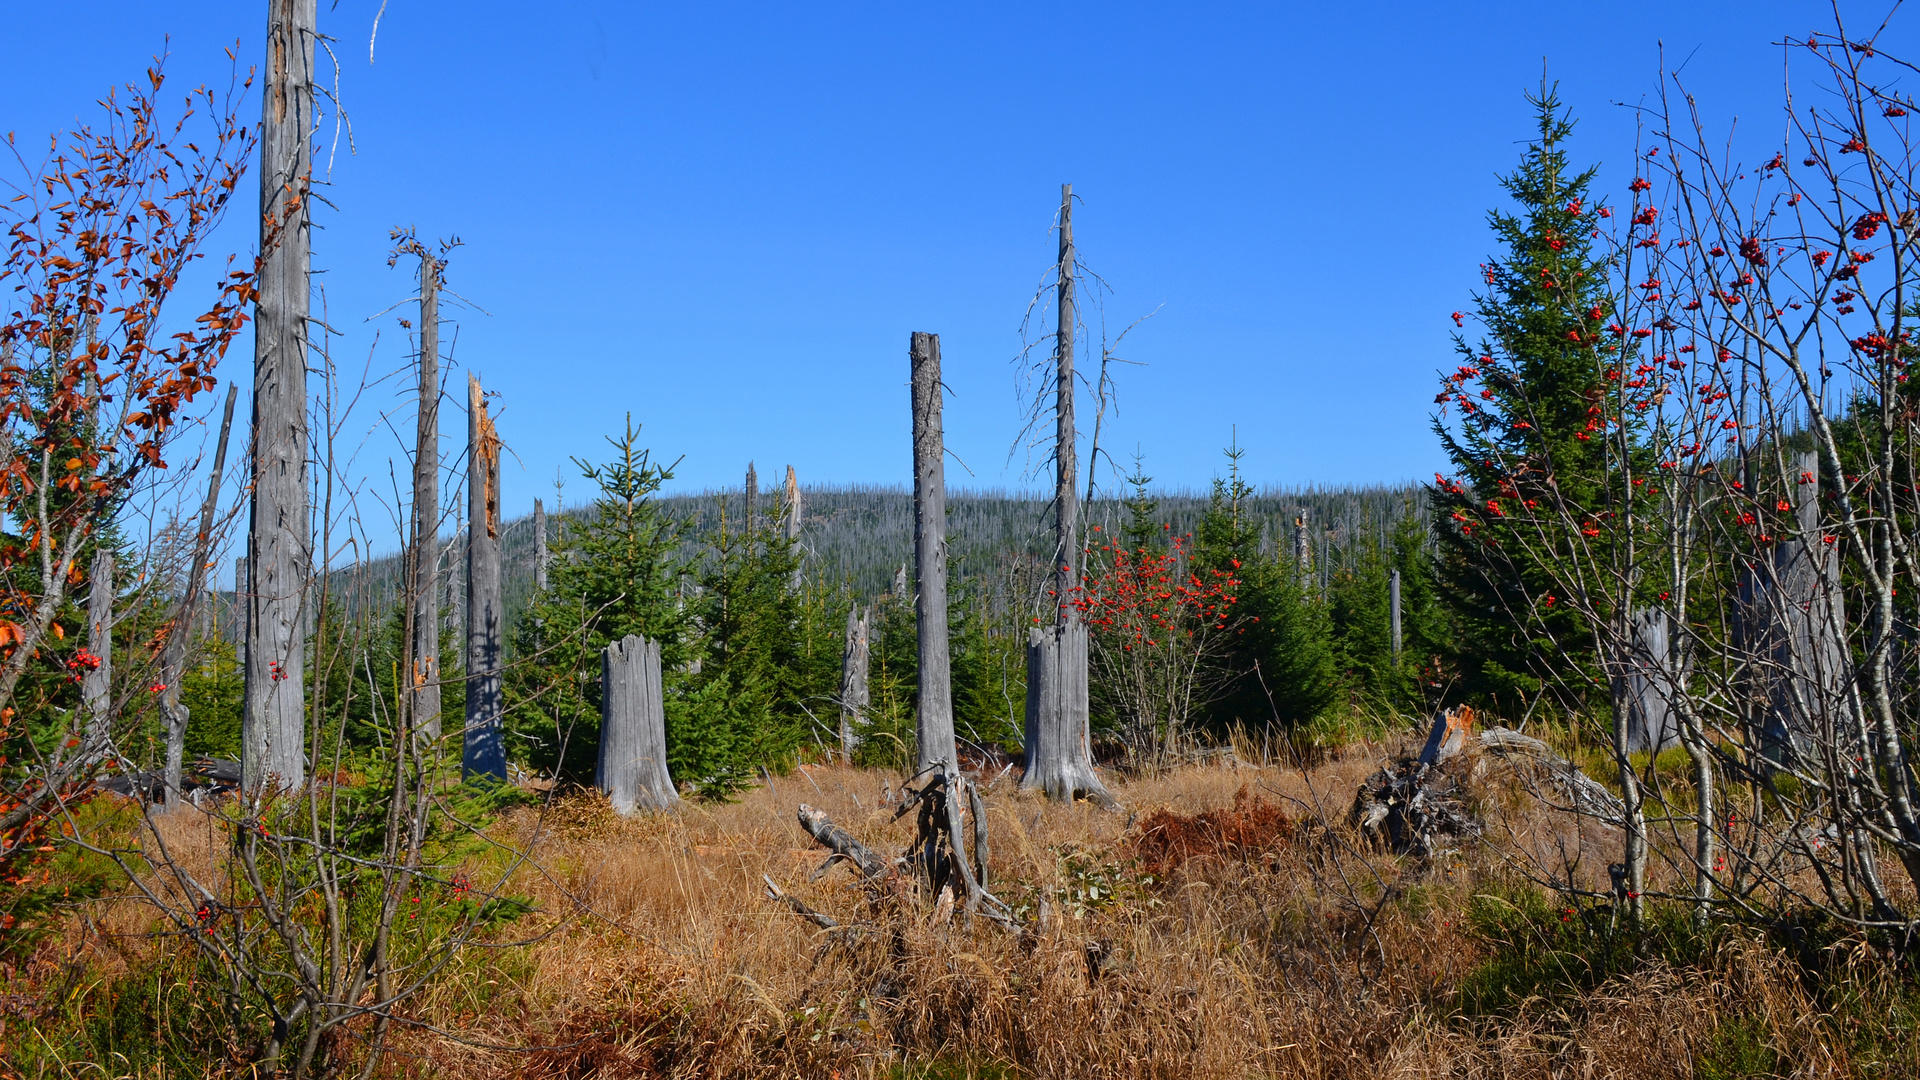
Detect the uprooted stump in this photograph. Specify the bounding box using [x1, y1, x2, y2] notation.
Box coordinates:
[1351, 707, 1629, 855]
[773, 760, 1023, 936]
[1128, 785, 1293, 876]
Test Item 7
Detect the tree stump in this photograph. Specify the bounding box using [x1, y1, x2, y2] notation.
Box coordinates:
[463, 375, 506, 782]
[598, 634, 678, 813]
[910, 331, 955, 771]
[839, 603, 870, 763]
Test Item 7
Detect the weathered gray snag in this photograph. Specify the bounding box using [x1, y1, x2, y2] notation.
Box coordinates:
[161, 383, 238, 804]
[783, 464, 802, 541]
[744, 461, 758, 534]
[1737, 451, 1848, 767]
[1625, 608, 1678, 753]
[243, 0, 317, 795]
[463, 375, 505, 782]
[1389, 568, 1402, 659]
[910, 331, 956, 771]
[1021, 185, 1114, 806]
[1293, 508, 1313, 581]
[597, 634, 678, 813]
[1024, 622, 1115, 806]
[838, 603, 870, 763]
[82, 550, 113, 748]
[409, 249, 443, 743]
[532, 497, 549, 592]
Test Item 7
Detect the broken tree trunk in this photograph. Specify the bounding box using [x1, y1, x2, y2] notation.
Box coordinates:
[839, 603, 870, 763]
[597, 634, 678, 813]
[409, 249, 443, 743]
[463, 374, 505, 782]
[532, 497, 549, 592]
[1389, 567, 1402, 658]
[243, 0, 317, 795]
[161, 382, 238, 805]
[744, 461, 758, 535]
[784, 464, 803, 589]
[910, 331, 956, 771]
[1737, 451, 1848, 769]
[1625, 608, 1679, 753]
[797, 803, 894, 880]
[1021, 185, 1113, 807]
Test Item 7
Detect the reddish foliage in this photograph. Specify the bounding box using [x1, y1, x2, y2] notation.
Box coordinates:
[1128, 785, 1293, 876]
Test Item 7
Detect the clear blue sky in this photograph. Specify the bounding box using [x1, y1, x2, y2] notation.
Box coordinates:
[2, 1, 1855, 524]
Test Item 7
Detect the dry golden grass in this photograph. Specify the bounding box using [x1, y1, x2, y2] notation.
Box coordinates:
[368, 747, 1902, 1080]
[11, 743, 1915, 1079]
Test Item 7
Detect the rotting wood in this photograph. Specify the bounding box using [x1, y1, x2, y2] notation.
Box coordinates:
[838, 603, 869, 763]
[797, 804, 894, 880]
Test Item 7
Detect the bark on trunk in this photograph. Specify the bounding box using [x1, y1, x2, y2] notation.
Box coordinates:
[1389, 567, 1402, 658]
[162, 383, 238, 805]
[1021, 185, 1112, 806]
[839, 603, 870, 763]
[910, 332, 955, 771]
[409, 252, 443, 743]
[462, 375, 505, 782]
[597, 634, 677, 813]
[243, 0, 317, 794]
[744, 461, 758, 535]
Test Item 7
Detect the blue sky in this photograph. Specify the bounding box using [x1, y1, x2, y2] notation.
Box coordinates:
[1, 1, 1865, 526]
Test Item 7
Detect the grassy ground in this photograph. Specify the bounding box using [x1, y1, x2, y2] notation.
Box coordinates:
[6, 739, 1919, 1078]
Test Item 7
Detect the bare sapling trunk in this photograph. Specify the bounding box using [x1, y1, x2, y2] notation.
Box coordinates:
[243, 0, 317, 795]
[839, 603, 869, 763]
[161, 382, 239, 805]
[463, 374, 505, 782]
[1022, 183, 1114, 806]
[81, 550, 113, 754]
[532, 497, 549, 592]
[598, 634, 677, 813]
[911, 332, 956, 771]
[409, 251, 443, 744]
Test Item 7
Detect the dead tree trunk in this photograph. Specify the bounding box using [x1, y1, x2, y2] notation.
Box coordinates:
[1389, 567, 1402, 659]
[910, 332, 956, 771]
[1626, 608, 1678, 753]
[462, 375, 505, 782]
[784, 464, 803, 589]
[532, 497, 549, 592]
[161, 383, 238, 804]
[409, 250, 443, 743]
[1022, 185, 1113, 806]
[82, 550, 113, 749]
[744, 461, 758, 535]
[839, 603, 869, 763]
[597, 634, 678, 813]
[243, 0, 317, 794]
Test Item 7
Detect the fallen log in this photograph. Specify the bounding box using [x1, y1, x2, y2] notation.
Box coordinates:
[797, 803, 895, 880]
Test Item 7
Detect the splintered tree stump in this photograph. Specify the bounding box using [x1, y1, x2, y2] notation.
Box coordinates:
[910, 331, 956, 770]
[598, 634, 678, 814]
[463, 374, 506, 782]
[1417, 705, 1475, 766]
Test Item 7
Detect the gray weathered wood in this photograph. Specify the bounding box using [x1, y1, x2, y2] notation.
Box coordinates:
[1022, 621, 1116, 807]
[162, 383, 238, 804]
[783, 464, 802, 541]
[409, 250, 443, 743]
[1293, 508, 1313, 580]
[243, 0, 317, 794]
[597, 633, 678, 813]
[1737, 451, 1848, 768]
[910, 332, 956, 771]
[797, 802, 892, 879]
[82, 550, 113, 748]
[1021, 187, 1113, 806]
[1389, 567, 1402, 658]
[463, 374, 505, 782]
[532, 497, 549, 592]
[838, 603, 869, 763]
[744, 461, 758, 535]
[1625, 608, 1678, 753]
